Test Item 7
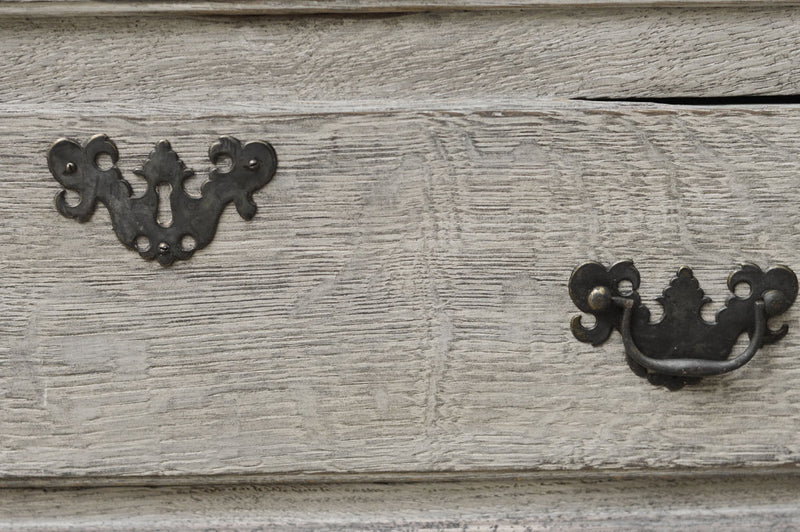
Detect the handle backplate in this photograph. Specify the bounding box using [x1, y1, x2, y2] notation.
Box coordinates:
[569, 261, 798, 389]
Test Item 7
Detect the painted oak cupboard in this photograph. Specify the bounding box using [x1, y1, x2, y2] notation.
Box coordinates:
[2, 2, 800, 528]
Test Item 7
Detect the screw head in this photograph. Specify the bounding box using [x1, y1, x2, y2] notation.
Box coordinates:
[245, 159, 259, 170]
[763, 289, 790, 316]
[64, 162, 77, 174]
[587, 286, 612, 312]
[158, 242, 170, 255]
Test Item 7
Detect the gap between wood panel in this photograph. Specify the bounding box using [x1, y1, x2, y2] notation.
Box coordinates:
[0, 466, 798, 488]
[579, 95, 800, 105]
[4, 0, 800, 17]
[6, 98, 800, 120]
[1, 470, 799, 530]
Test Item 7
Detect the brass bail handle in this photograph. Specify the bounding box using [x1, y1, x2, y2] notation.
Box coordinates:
[613, 295, 765, 377]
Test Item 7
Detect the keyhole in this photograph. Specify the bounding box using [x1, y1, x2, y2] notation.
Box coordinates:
[156, 183, 173, 227]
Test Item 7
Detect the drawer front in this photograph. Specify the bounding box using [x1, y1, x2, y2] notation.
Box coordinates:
[4, 106, 800, 478]
[2, 4, 800, 485]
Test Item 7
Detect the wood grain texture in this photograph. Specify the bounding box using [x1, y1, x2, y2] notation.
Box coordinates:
[3, 102, 800, 480]
[4, 8, 800, 104]
[1, 473, 800, 530]
[4, 0, 800, 17]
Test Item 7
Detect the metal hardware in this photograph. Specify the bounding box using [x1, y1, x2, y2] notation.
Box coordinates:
[48, 134, 277, 266]
[569, 261, 797, 389]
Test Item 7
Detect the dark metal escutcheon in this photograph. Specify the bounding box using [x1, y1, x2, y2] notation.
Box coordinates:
[48, 134, 277, 266]
[569, 261, 798, 389]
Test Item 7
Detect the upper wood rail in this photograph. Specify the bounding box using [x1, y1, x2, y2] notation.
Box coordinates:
[3, 0, 800, 16]
[6, 9, 800, 102]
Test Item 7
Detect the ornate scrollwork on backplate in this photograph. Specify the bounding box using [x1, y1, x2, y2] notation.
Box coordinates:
[569, 261, 798, 389]
[48, 134, 277, 266]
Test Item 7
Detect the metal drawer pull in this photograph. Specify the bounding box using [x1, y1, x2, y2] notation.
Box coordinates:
[569, 262, 797, 388]
[48, 134, 277, 266]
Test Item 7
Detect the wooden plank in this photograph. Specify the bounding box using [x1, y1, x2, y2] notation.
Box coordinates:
[3, 102, 800, 479]
[1, 472, 800, 530]
[4, 0, 800, 16]
[3, 8, 800, 103]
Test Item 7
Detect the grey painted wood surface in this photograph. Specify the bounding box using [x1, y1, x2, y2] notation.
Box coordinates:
[1, 472, 799, 530]
[3, 102, 800, 479]
[5, 0, 800, 16]
[4, 8, 800, 104]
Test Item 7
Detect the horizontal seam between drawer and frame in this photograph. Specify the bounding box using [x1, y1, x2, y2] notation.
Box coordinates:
[1, 465, 799, 488]
[4, 1, 800, 17]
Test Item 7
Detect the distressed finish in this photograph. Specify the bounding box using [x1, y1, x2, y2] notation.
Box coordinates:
[3, 8, 800, 108]
[3, 104, 800, 479]
[2, 2, 800, 526]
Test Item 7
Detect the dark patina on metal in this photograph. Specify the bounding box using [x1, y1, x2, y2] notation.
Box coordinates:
[48, 134, 277, 266]
[569, 261, 798, 389]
